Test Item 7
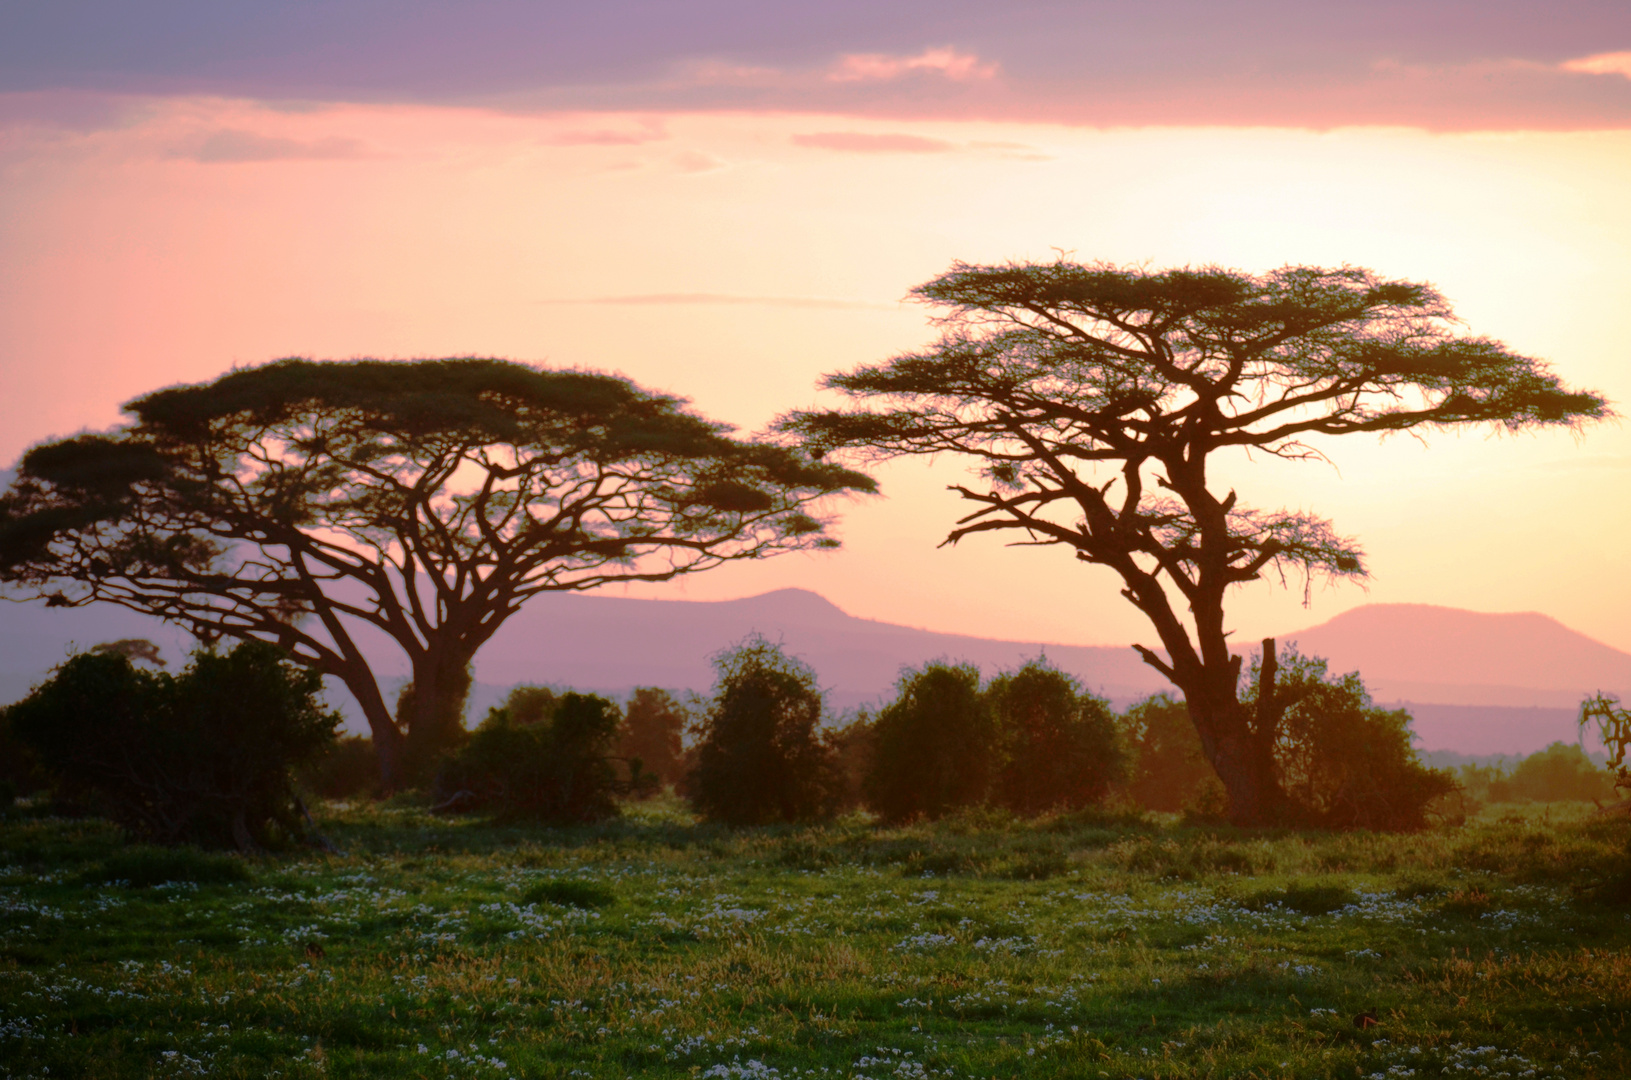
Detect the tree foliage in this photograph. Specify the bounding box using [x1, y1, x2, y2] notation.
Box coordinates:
[1242, 647, 1456, 831]
[1120, 692, 1217, 813]
[782, 260, 1606, 825]
[687, 636, 840, 825]
[618, 687, 691, 794]
[864, 661, 996, 823]
[985, 659, 1126, 815]
[0, 359, 873, 787]
[1497, 742, 1619, 804]
[3, 642, 338, 850]
[432, 690, 643, 822]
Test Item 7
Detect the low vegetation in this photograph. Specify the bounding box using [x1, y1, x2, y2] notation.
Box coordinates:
[2, 643, 337, 852]
[1, 798, 1628, 1079]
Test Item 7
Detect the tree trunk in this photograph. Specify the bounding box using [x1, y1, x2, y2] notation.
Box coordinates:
[398, 654, 475, 784]
[1202, 709, 1292, 826]
[333, 663, 409, 793]
[1176, 668, 1294, 827]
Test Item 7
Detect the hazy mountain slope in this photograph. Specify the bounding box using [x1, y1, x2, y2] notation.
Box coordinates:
[1284, 604, 1631, 707]
[4, 593, 1625, 754]
[468, 588, 1167, 710]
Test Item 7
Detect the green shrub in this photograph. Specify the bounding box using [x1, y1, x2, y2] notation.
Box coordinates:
[434, 690, 645, 822]
[297, 735, 378, 800]
[1505, 742, 1618, 803]
[864, 661, 997, 823]
[688, 635, 841, 825]
[524, 879, 617, 908]
[1244, 647, 1457, 831]
[79, 845, 252, 888]
[618, 688, 691, 793]
[1122, 692, 1218, 813]
[986, 659, 1126, 815]
[4, 642, 339, 851]
[1243, 881, 1353, 915]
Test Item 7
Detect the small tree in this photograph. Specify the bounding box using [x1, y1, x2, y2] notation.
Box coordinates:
[1503, 742, 1618, 804]
[1580, 692, 1631, 795]
[1246, 646, 1455, 831]
[688, 636, 840, 825]
[783, 260, 1605, 825]
[433, 691, 641, 822]
[4, 641, 338, 850]
[1121, 692, 1218, 813]
[618, 687, 691, 793]
[986, 659, 1125, 815]
[865, 661, 997, 822]
[0, 359, 872, 787]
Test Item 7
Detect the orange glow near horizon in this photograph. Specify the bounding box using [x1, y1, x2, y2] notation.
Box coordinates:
[2, 97, 1629, 653]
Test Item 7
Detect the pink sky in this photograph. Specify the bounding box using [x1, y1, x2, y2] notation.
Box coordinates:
[2, 5, 1629, 656]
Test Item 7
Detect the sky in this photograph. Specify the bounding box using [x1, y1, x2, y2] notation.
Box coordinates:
[2, 1, 1630, 657]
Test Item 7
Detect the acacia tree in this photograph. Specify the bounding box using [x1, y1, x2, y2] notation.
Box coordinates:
[781, 261, 1606, 825]
[0, 359, 872, 787]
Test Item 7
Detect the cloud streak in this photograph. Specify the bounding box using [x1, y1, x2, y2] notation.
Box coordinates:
[826, 47, 997, 83]
[171, 129, 369, 162]
[546, 293, 898, 310]
[792, 131, 955, 153]
[1562, 51, 1631, 79]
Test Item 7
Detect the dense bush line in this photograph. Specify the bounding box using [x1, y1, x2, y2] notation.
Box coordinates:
[2, 641, 338, 850]
[5, 634, 1619, 842]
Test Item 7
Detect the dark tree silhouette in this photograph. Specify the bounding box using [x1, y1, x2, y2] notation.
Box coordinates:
[782, 260, 1606, 825]
[864, 661, 997, 822]
[688, 635, 840, 825]
[986, 659, 1125, 815]
[0, 359, 873, 787]
[618, 687, 691, 793]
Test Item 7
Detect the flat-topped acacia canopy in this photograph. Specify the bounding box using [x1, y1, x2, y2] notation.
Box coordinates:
[0, 358, 874, 786]
[781, 260, 1608, 826]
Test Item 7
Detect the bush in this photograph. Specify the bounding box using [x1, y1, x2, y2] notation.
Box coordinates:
[1244, 647, 1456, 831]
[3, 642, 339, 851]
[524, 879, 617, 908]
[865, 661, 997, 823]
[618, 688, 691, 793]
[687, 635, 841, 825]
[1505, 742, 1619, 803]
[826, 713, 877, 811]
[434, 689, 646, 822]
[986, 659, 1126, 814]
[297, 735, 378, 800]
[1121, 692, 1218, 813]
[79, 846, 252, 888]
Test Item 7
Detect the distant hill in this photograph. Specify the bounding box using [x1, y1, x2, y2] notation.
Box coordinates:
[1283, 604, 1631, 708]
[466, 588, 1166, 710]
[3, 593, 1626, 756]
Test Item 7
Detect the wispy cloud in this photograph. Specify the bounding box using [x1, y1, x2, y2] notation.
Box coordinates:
[544, 119, 667, 146]
[544, 293, 897, 310]
[672, 149, 726, 173]
[792, 131, 955, 153]
[1562, 51, 1631, 79]
[827, 47, 997, 83]
[170, 129, 369, 162]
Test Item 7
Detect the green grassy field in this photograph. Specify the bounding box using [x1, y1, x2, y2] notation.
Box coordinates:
[1, 799, 1627, 1079]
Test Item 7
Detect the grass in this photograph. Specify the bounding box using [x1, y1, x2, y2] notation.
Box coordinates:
[0, 798, 1627, 1079]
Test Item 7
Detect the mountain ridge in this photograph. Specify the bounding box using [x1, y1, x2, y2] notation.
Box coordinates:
[3, 590, 1625, 755]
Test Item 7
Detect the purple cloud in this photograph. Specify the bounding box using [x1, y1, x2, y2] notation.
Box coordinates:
[171, 129, 369, 162]
[3, 1, 1629, 130]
